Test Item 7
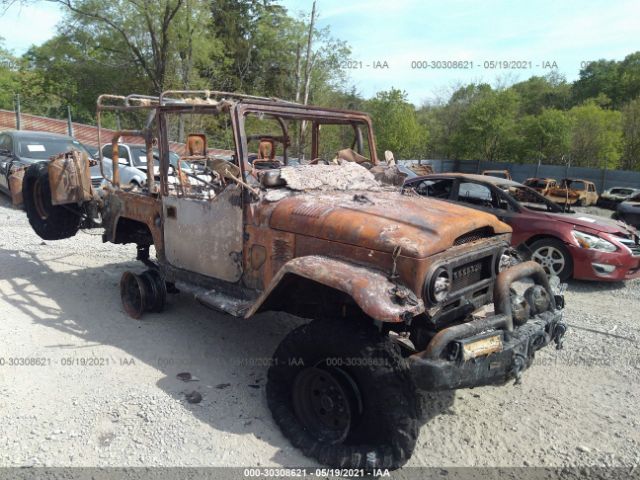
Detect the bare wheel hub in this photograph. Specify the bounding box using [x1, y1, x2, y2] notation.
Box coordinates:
[292, 366, 361, 444]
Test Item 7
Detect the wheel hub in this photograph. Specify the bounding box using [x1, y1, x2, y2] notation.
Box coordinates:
[292, 366, 360, 444]
[532, 246, 565, 275]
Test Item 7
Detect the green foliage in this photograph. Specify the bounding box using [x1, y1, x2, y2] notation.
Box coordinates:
[0, 38, 20, 110]
[366, 88, 428, 159]
[568, 101, 623, 169]
[621, 98, 640, 171]
[416, 54, 640, 169]
[511, 72, 571, 115]
[516, 109, 571, 164]
[573, 52, 640, 108]
[3, 1, 640, 170]
[453, 87, 520, 162]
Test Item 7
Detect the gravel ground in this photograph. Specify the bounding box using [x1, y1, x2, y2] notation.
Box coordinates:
[0, 193, 639, 472]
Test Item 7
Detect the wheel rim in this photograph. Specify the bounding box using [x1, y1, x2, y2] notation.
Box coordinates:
[120, 271, 147, 319]
[532, 246, 565, 276]
[292, 366, 360, 444]
[33, 179, 48, 220]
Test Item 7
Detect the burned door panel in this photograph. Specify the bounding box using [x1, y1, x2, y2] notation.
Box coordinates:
[163, 186, 243, 282]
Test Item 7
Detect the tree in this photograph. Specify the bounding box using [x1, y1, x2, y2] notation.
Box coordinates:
[572, 52, 640, 108]
[454, 87, 520, 161]
[417, 83, 492, 159]
[621, 98, 640, 170]
[510, 72, 571, 115]
[0, 38, 19, 110]
[366, 88, 428, 159]
[568, 101, 623, 169]
[619, 52, 640, 105]
[43, 0, 187, 94]
[517, 109, 570, 164]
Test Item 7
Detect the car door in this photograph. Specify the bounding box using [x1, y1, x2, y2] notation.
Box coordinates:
[0, 134, 14, 192]
[453, 180, 516, 223]
[406, 178, 455, 200]
[588, 183, 598, 205]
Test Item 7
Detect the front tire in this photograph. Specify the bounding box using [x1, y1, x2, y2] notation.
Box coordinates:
[23, 162, 81, 240]
[528, 238, 573, 281]
[267, 319, 420, 470]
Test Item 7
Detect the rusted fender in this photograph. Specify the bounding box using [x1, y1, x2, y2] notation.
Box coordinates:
[244, 255, 425, 322]
[9, 167, 25, 207]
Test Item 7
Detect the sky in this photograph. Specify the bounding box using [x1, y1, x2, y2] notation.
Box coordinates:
[1, 0, 639, 105]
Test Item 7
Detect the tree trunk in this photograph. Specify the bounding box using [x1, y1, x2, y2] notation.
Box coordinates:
[297, 0, 316, 159]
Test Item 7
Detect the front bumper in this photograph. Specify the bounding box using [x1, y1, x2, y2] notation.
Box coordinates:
[408, 261, 567, 391]
[408, 309, 565, 390]
[569, 244, 640, 281]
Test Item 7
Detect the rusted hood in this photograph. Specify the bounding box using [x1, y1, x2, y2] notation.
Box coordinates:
[268, 191, 511, 258]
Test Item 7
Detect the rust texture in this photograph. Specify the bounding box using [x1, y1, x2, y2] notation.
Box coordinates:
[245, 255, 424, 322]
[88, 90, 519, 328]
[47, 150, 94, 206]
[9, 167, 25, 206]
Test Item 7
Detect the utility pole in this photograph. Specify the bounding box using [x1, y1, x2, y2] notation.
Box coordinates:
[14, 94, 21, 130]
[67, 106, 74, 137]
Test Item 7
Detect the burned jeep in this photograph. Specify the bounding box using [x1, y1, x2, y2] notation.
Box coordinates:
[19, 90, 567, 470]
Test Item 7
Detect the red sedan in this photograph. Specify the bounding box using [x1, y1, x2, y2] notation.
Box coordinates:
[404, 173, 640, 282]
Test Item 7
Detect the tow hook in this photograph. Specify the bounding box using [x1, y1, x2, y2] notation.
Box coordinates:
[511, 354, 526, 385]
[554, 323, 567, 350]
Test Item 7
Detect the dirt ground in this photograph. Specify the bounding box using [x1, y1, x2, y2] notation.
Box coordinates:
[0, 193, 639, 472]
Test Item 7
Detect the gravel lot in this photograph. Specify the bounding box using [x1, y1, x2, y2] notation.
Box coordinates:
[0, 193, 639, 472]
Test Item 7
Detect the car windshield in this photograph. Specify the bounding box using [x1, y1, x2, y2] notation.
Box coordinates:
[525, 179, 548, 189]
[18, 138, 89, 160]
[501, 184, 563, 213]
[562, 180, 586, 190]
[610, 188, 634, 195]
[133, 148, 187, 170]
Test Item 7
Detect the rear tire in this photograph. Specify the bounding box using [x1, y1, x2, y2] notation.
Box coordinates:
[267, 319, 420, 470]
[23, 162, 81, 240]
[528, 238, 573, 281]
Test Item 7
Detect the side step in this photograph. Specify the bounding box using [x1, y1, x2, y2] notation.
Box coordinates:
[175, 281, 253, 317]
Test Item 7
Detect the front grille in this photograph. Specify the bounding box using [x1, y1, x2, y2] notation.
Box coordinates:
[451, 255, 493, 291]
[614, 234, 640, 257]
[454, 227, 493, 246]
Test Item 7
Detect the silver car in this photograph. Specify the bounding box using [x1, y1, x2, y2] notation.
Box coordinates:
[597, 187, 640, 209]
[94, 143, 188, 189]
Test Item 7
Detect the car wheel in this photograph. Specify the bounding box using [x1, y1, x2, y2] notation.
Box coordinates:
[267, 319, 421, 470]
[23, 162, 81, 240]
[528, 238, 573, 281]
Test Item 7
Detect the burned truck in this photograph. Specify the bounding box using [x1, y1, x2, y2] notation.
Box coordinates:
[17, 91, 567, 470]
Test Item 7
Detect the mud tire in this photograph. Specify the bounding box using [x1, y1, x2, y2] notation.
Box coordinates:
[267, 319, 420, 470]
[23, 162, 80, 240]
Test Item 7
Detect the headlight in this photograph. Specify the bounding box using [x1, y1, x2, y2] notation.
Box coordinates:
[429, 268, 451, 303]
[496, 249, 513, 273]
[571, 230, 617, 252]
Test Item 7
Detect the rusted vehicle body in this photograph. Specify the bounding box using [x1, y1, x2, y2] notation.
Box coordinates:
[545, 178, 599, 206]
[523, 177, 557, 196]
[409, 162, 434, 176]
[16, 91, 567, 470]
